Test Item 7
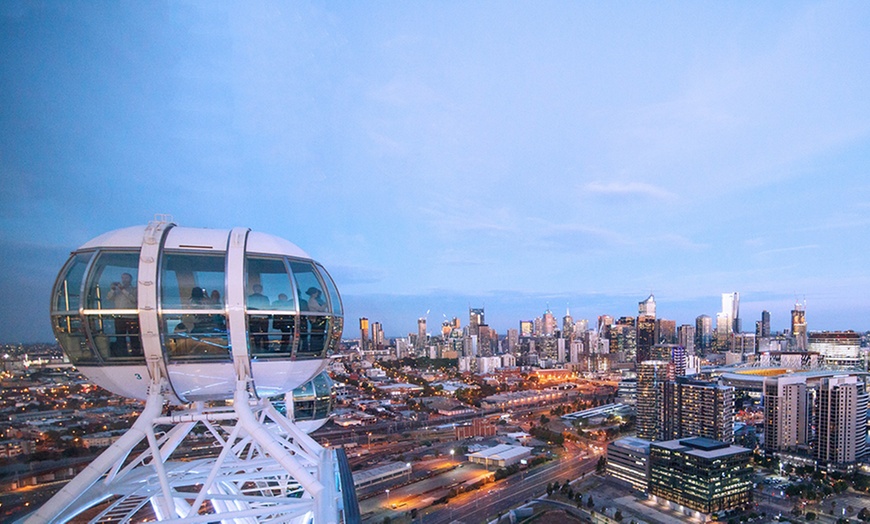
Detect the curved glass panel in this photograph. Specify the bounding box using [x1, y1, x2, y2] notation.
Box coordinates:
[248, 313, 297, 357]
[288, 260, 327, 314]
[296, 316, 331, 359]
[246, 257, 296, 311]
[292, 372, 334, 421]
[327, 316, 343, 354]
[53, 252, 93, 313]
[85, 252, 139, 310]
[161, 252, 227, 309]
[316, 263, 343, 316]
[53, 315, 100, 365]
[246, 256, 298, 358]
[164, 314, 230, 360]
[88, 314, 144, 361]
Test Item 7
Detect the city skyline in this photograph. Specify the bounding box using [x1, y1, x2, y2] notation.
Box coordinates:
[3, 2, 870, 342]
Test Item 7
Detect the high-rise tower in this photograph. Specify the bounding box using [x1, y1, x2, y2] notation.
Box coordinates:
[416, 317, 427, 351]
[636, 360, 673, 441]
[639, 294, 656, 318]
[636, 315, 656, 362]
[542, 308, 556, 336]
[469, 307, 484, 337]
[562, 307, 574, 338]
[763, 375, 809, 454]
[360, 317, 370, 354]
[791, 302, 807, 351]
[695, 315, 712, 352]
[815, 375, 868, 467]
[721, 292, 740, 333]
[662, 377, 734, 443]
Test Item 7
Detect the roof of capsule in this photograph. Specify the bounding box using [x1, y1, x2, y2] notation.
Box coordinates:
[77, 225, 312, 259]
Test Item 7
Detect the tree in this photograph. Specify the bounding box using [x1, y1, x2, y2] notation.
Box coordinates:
[806, 512, 816, 521]
[587, 495, 594, 509]
[614, 510, 623, 522]
[596, 456, 607, 474]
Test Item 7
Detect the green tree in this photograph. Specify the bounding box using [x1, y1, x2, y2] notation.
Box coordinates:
[806, 512, 816, 521]
[596, 456, 607, 474]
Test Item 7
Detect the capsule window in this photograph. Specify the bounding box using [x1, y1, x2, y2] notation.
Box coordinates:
[85, 252, 140, 311]
[161, 253, 227, 310]
[288, 260, 327, 313]
[316, 263, 343, 316]
[53, 252, 93, 313]
[87, 314, 143, 361]
[164, 314, 230, 360]
[246, 257, 296, 311]
[53, 315, 99, 365]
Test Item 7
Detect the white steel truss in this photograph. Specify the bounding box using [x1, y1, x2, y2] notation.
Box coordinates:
[24, 379, 348, 524]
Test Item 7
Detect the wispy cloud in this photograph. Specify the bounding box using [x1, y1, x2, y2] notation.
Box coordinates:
[756, 245, 820, 257]
[583, 181, 676, 200]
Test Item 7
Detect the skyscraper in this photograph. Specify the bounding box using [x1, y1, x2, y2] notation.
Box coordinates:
[815, 375, 868, 468]
[469, 307, 484, 337]
[678, 324, 695, 354]
[507, 328, 519, 352]
[519, 320, 533, 337]
[562, 307, 574, 338]
[359, 317, 370, 354]
[542, 308, 556, 336]
[416, 317, 427, 351]
[639, 294, 656, 318]
[721, 292, 740, 333]
[371, 321, 385, 350]
[695, 315, 712, 351]
[656, 319, 676, 344]
[791, 302, 807, 351]
[636, 315, 656, 363]
[636, 360, 673, 441]
[662, 377, 734, 443]
[763, 376, 809, 454]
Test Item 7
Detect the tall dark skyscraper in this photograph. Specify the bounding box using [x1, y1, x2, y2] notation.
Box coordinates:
[695, 315, 712, 351]
[416, 317, 427, 351]
[656, 319, 676, 344]
[636, 315, 656, 362]
[469, 307, 484, 337]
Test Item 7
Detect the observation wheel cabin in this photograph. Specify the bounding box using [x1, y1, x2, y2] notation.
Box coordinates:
[50, 222, 343, 404]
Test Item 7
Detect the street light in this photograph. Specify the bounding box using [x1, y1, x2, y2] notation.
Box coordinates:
[385, 489, 390, 507]
[450, 449, 455, 466]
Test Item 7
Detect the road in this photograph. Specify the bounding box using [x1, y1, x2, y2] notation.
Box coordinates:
[421, 453, 597, 524]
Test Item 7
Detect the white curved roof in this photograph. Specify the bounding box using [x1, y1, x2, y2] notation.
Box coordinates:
[77, 224, 311, 259]
[79, 225, 148, 249]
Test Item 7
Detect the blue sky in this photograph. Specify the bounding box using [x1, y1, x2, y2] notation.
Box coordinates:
[2, 2, 869, 342]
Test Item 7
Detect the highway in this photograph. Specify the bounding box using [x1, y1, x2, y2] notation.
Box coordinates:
[360, 451, 600, 524]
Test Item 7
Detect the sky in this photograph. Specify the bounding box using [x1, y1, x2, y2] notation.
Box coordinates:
[2, 2, 870, 343]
